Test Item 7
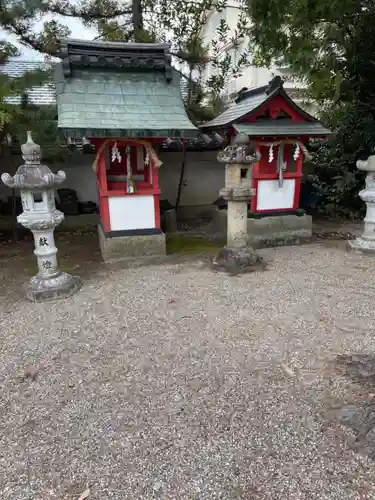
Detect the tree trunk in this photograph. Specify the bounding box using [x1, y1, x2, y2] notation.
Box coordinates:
[175, 141, 187, 217]
[132, 0, 143, 34]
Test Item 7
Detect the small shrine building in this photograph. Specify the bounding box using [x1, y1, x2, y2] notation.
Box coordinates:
[54, 39, 197, 262]
[200, 76, 332, 215]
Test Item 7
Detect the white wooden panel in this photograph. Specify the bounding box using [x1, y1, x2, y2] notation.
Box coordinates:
[257, 179, 295, 211]
[108, 195, 155, 231]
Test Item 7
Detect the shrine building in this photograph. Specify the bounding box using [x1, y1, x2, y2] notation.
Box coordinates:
[54, 39, 197, 263]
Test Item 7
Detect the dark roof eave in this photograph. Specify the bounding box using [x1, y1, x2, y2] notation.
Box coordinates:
[58, 127, 197, 140]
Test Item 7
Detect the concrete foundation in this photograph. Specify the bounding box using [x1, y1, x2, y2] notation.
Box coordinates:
[348, 238, 375, 254]
[213, 208, 312, 248]
[98, 225, 166, 264]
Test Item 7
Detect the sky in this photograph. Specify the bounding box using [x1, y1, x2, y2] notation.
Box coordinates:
[4, 15, 97, 61]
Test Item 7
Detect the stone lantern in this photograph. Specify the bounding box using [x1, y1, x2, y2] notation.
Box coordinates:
[1, 131, 82, 301]
[212, 133, 266, 274]
[348, 154, 375, 253]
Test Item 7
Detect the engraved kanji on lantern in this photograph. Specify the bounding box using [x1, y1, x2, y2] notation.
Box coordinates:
[1, 131, 82, 301]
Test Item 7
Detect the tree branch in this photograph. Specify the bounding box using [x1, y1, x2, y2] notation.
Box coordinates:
[46, 4, 133, 21]
[4, 23, 55, 55]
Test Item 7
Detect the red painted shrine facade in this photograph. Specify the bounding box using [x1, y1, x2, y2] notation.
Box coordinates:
[201, 77, 333, 214]
[92, 138, 164, 234]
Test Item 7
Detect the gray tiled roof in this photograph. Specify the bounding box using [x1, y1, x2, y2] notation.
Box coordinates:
[200, 91, 269, 129]
[0, 60, 56, 105]
[234, 121, 332, 137]
[200, 80, 326, 131]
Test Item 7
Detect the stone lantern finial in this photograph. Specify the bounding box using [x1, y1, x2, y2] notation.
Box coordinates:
[1, 131, 81, 301]
[21, 130, 41, 164]
[1, 131, 66, 190]
[234, 132, 249, 145]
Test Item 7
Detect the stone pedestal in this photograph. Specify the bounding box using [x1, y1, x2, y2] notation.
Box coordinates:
[1, 131, 82, 301]
[348, 155, 375, 254]
[98, 224, 166, 264]
[212, 208, 312, 248]
[212, 134, 265, 274]
[17, 213, 82, 302]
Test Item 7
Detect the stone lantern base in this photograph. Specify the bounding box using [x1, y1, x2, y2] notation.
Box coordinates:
[212, 246, 266, 275]
[25, 271, 82, 302]
[348, 237, 375, 254]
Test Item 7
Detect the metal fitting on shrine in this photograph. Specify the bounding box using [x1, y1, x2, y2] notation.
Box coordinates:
[1, 131, 82, 301]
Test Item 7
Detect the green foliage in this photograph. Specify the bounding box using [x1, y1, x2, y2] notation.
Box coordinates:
[0, 0, 251, 134]
[0, 65, 51, 127]
[0, 61, 61, 160]
[88, 0, 251, 99]
[14, 105, 66, 163]
[184, 80, 228, 124]
[308, 102, 375, 217]
[244, 0, 375, 217]
[245, 0, 375, 103]
[0, 0, 250, 96]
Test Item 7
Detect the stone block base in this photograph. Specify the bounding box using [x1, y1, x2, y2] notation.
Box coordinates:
[98, 225, 166, 264]
[348, 237, 375, 254]
[213, 208, 312, 248]
[212, 246, 266, 275]
[25, 272, 82, 302]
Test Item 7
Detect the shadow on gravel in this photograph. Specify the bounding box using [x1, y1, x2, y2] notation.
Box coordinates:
[335, 354, 375, 459]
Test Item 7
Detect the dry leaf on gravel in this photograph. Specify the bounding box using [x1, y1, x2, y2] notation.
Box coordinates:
[280, 362, 296, 377]
[78, 488, 90, 500]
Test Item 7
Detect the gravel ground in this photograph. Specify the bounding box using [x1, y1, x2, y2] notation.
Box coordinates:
[2, 242, 375, 499]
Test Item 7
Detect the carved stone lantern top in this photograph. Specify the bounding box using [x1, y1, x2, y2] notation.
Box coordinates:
[357, 155, 375, 172]
[217, 133, 261, 165]
[1, 131, 66, 189]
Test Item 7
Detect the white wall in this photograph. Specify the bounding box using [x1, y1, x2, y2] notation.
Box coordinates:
[158, 151, 224, 206]
[0, 154, 99, 203]
[0, 151, 225, 211]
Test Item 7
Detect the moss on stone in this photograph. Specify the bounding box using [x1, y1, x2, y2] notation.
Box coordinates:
[166, 235, 220, 254]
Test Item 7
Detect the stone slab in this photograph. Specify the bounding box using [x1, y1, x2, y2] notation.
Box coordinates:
[98, 225, 166, 264]
[213, 208, 312, 249]
[212, 246, 266, 275]
[348, 238, 375, 254]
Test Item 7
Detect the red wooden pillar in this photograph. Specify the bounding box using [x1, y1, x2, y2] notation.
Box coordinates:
[152, 159, 161, 228]
[97, 147, 110, 232]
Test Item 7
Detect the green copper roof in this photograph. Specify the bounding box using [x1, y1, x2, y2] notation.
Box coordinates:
[54, 65, 197, 139]
[234, 121, 332, 137]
